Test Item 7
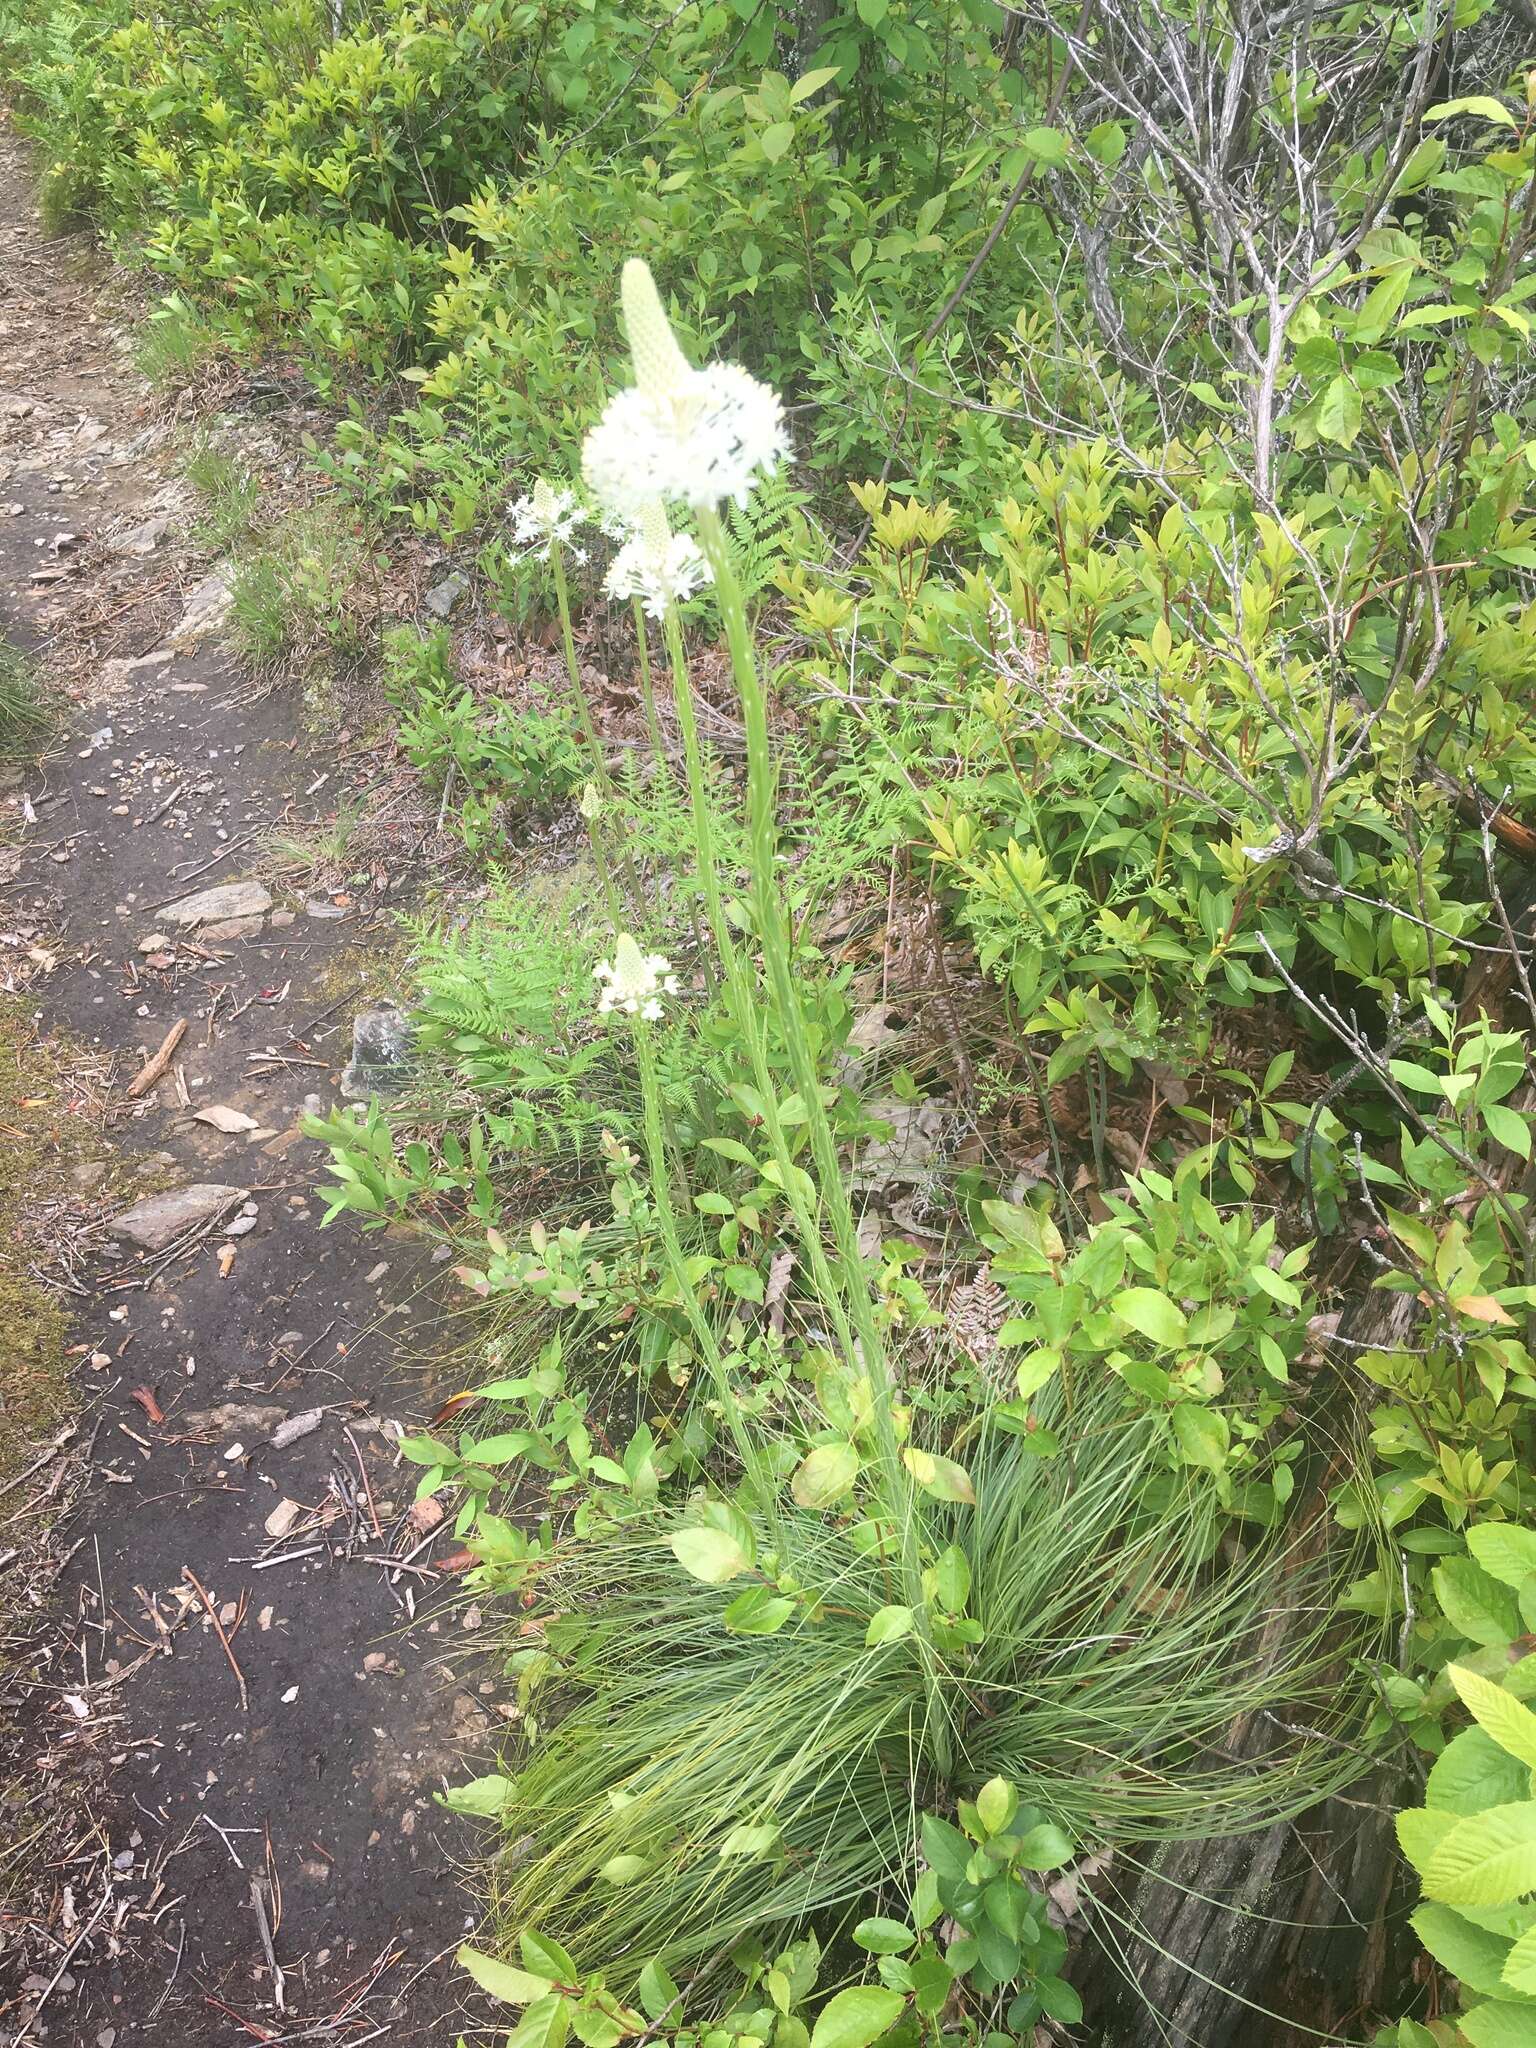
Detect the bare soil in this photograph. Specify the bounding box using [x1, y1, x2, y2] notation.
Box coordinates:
[0, 127, 498, 2046]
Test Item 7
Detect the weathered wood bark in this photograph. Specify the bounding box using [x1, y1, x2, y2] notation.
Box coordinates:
[1084, 1290, 1422, 2048]
[1085, 863, 1536, 2043]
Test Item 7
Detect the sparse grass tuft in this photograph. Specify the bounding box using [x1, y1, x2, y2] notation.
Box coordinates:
[0, 641, 57, 764]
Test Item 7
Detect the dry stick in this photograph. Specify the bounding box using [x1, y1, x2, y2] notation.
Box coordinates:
[182, 1565, 248, 1713]
[10, 1890, 112, 2045]
[344, 1426, 382, 1541]
[125, 1018, 188, 1100]
[0, 1424, 77, 1502]
[250, 1876, 285, 2012]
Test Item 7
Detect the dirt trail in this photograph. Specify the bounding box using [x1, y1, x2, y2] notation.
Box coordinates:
[0, 132, 494, 2045]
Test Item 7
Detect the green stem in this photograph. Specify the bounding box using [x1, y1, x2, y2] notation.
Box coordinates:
[633, 1017, 776, 1527]
[695, 504, 953, 1777]
[631, 597, 668, 773]
[551, 546, 638, 919]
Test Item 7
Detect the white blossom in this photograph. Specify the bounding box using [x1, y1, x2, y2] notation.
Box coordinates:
[509, 477, 588, 562]
[582, 260, 789, 525]
[603, 498, 712, 617]
[594, 933, 680, 1022]
[578, 780, 604, 821]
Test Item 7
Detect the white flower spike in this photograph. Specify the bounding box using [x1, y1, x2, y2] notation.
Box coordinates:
[582, 260, 789, 526]
[604, 498, 713, 618]
[509, 477, 588, 562]
[594, 934, 680, 1022]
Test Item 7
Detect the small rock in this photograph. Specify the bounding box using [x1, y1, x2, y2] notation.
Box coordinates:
[161, 880, 272, 929]
[424, 572, 469, 619]
[225, 1213, 258, 1237]
[304, 897, 347, 921]
[200, 914, 265, 941]
[224, 1442, 245, 1461]
[281, 1685, 299, 1704]
[269, 908, 296, 928]
[264, 1498, 303, 1539]
[138, 933, 171, 953]
[166, 564, 234, 650]
[108, 1183, 242, 1251]
[120, 513, 171, 557]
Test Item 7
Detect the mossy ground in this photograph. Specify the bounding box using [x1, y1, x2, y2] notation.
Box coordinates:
[0, 993, 84, 1493]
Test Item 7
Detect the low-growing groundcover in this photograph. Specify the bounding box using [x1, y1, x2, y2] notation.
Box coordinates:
[6, 3, 1536, 2044]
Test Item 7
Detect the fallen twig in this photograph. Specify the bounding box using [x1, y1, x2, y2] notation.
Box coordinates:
[125, 1017, 188, 1099]
[182, 1565, 248, 1712]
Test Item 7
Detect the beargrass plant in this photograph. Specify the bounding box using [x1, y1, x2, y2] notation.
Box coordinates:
[488, 1392, 1376, 1992]
[440, 263, 1386, 2026]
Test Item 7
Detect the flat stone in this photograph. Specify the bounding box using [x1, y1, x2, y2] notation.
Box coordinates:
[108, 1182, 242, 1251]
[424, 573, 468, 619]
[161, 880, 271, 929]
[200, 913, 264, 941]
[166, 564, 234, 649]
[120, 513, 170, 557]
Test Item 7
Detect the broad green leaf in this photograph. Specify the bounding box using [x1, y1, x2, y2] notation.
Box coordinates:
[1504, 1921, 1536, 1995]
[853, 1918, 916, 1955]
[724, 1587, 796, 1635]
[1317, 374, 1362, 449]
[1461, 2002, 1536, 2048]
[1423, 1803, 1536, 1906]
[1428, 1727, 1533, 1816]
[934, 1544, 971, 1612]
[809, 1985, 906, 2048]
[1468, 1526, 1536, 1590]
[919, 1812, 972, 1883]
[1171, 1403, 1230, 1474]
[1426, 95, 1516, 127]
[1449, 1665, 1536, 1766]
[855, 0, 889, 21]
[521, 1933, 579, 1983]
[1398, 1804, 1459, 1874]
[792, 1441, 860, 1510]
[976, 1776, 1018, 1835]
[599, 1855, 649, 1885]
[670, 1525, 750, 1584]
[1021, 125, 1069, 166]
[506, 1993, 571, 2048]
[1434, 1562, 1521, 1648]
[790, 65, 839, 102]
[1015, 1821, 1074, 1871]
[759, 121, 796, 160]
[637, 1960, 680, 2022]
[442, 1774, 514, 1817]
[1411, 1903, 1518, 1998]
[458, 1948, 553, 2006]
[719, 1821, 781, 1859]
[1111, 1288, 1187, 1348]
[902, 1448, 976, 1504]
[866, 1603, 914, 1645]
[1013, 1349, 1061, 1400]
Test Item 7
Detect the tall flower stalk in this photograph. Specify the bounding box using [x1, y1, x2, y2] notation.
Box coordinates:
[584, 261, 953, 1772]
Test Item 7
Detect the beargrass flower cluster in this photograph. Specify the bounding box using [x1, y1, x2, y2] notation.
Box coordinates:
[594, 933, 679, 1020]
[582, 261, 789, 526]
[509, 477, 588, 561]
[603, 497, 712, 617]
